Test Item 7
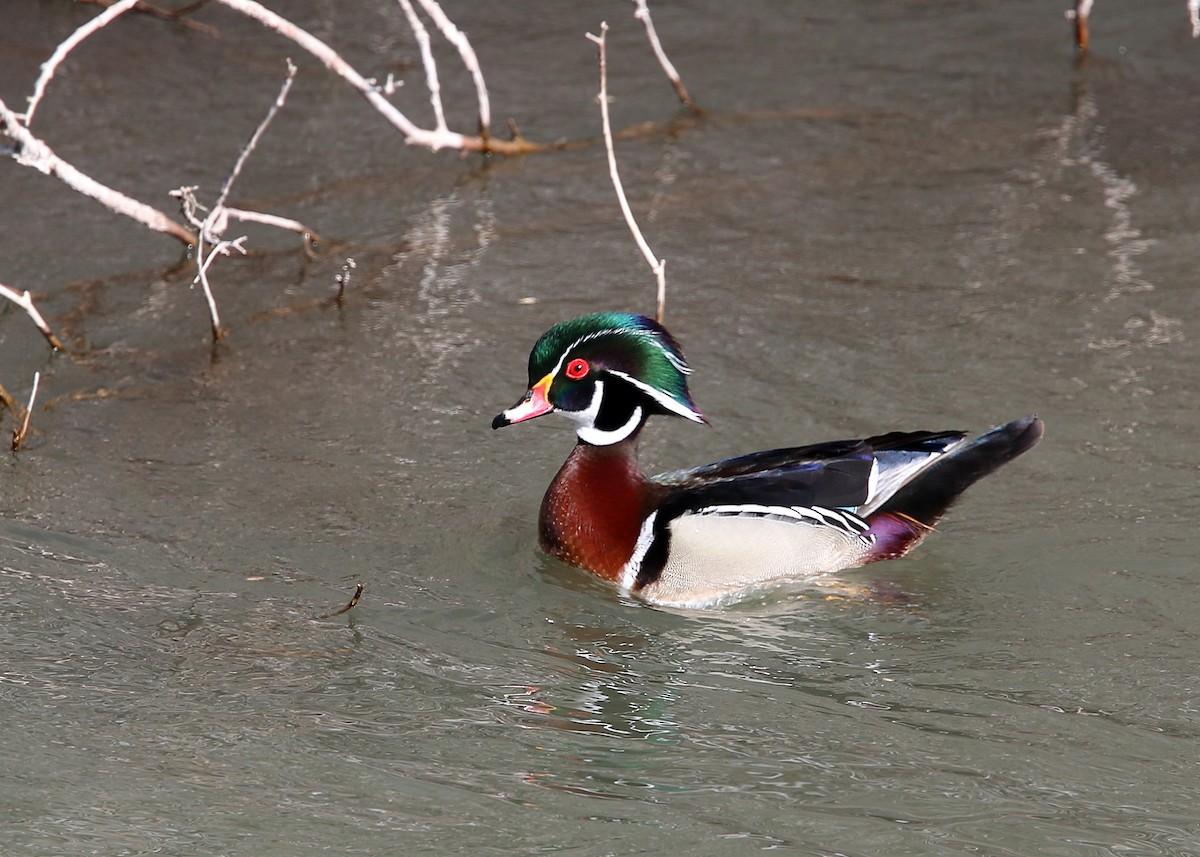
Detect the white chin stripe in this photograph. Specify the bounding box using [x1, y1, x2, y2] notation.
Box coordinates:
[576, 405, 643, 446]
[561, 380, 643, 446]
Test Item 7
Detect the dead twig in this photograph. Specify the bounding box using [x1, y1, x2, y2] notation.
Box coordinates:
[1067, 0, 1094, 54]
[335, 258, 356, 306]
[182, 59, 302, 342]
[587, 22, 668, 324]
[412, 0, 492, 140]
[194, 236, 248, 341]
[1, 95, 197, 245]
[631, 0, 696, 111]
[212, 0, 539, 154]
[11, 371, 40, 452]
[0, 382, 18, 419]
[23, 0, 141, 127]
[396, 0, 448, 135]
[313, 583, 365, 620]
[0, 282, 66, 351]
[74, 0, 218, 34]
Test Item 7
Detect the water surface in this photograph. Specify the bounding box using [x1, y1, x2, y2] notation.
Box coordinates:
[1, 2, 1198, 854]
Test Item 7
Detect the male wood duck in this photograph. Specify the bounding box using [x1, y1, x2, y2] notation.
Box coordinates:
[493, 312, 1043, 608]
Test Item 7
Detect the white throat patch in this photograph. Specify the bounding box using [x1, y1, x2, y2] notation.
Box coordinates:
[564, 380, 643, 446]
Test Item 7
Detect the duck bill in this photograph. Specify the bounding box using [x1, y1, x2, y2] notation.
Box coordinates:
[492, 373, 554, 429]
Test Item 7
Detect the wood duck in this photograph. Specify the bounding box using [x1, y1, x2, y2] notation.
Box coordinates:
[493, 312, 1043, 608]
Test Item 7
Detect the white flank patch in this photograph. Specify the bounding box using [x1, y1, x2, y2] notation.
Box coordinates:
[619, 511, 659, 590]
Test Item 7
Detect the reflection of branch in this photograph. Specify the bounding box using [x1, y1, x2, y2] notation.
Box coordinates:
[0, 282, 66, 351]
[587, 23, 667, 324]
[631, 0, 695, 110]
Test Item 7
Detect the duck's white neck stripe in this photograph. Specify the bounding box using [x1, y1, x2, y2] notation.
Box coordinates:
[565, 381, 643, 445]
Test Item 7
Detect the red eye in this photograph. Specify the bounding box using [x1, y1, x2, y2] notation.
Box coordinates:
[564, 358, 589, 380]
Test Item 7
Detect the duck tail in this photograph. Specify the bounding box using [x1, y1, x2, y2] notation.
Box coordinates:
[862, 415, 1044, 562]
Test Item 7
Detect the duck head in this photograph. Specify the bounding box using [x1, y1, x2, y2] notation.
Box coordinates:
[492, 312, 706, 445]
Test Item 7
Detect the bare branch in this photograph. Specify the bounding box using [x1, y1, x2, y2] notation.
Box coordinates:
[213, 58, 298, 216]
[1190, 0, 1200, 38]
[587, 23, 667, 324]
[1066, 0, 1094, 54]
[630, 0, 695, 110]
[313, 583, 365, 620]
[24, 0, 142, 127]
[11, 371, 40, 452]
[2, 96, 197, 245]
[413, 0, 492, 138]
[213, 0, 469, 152]
[223, 207, 319, 243]
[0, 283, 66, 351]
[396, 0, 448, 133]
[335, 257, 356, 306]
[0, 382, 17, 420]
[194, 236, 248, 342]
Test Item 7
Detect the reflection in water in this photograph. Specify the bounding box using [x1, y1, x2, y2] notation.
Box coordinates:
[378, 184, 497, 385]
[1045, 76, 1184, 399]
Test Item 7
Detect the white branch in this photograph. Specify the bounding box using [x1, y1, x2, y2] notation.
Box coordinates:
[24, 0, 142, 127]
[630, 0, 694, 108]
[213, 0, 468, 152]
[396, 0, 448, 133]
[213, 59, 298, 217]
[587, 23, 667, 324]
[0, 283, 65, 350]
[1190, 0, 1199, 38]
[2, 95, 196, 244]
[413, 0, 492, 136]
[224, 207, 315, 237]
[19, 372, 40, 446]
[193, 236, 248, 341]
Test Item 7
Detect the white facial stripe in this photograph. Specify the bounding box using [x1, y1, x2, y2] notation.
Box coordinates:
[550, 326, 692, 383]
[608, 370, 704, 422]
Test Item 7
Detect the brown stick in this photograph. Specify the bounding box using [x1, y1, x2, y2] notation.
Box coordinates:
[0, 283, 66, 351]
[631, 0, 696, 110]
[313, 583, 365, 619]
[1071, 0, 1093, 54]
[11, 372, 40, 452]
